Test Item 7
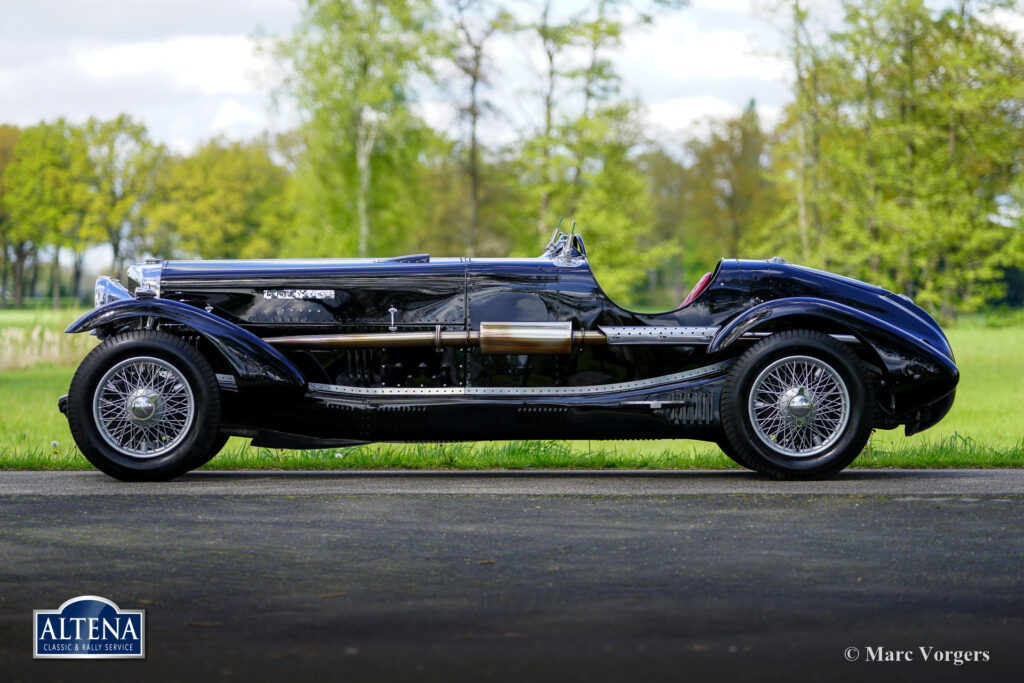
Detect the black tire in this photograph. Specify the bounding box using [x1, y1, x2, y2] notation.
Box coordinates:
[716, 439, 756, 470]
[194, 434, 230, 469]
[67, 331, 223, 481]
[720, 330, 875, 480]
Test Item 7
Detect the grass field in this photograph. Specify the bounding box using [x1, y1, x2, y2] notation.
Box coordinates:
[0, 308, 96, 371]
[0, 308, 1021, 470]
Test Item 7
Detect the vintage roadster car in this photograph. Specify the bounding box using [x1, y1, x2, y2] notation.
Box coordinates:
[59, 230, 958, 481]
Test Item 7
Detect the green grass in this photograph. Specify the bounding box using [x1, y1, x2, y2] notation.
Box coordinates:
[0, 307, 89, 329]
[870, 325, 1024, 449]
[0, 320, 1021, 470]
[0, 307, 94, 371]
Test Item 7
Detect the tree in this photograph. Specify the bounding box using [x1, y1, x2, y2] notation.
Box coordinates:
[80, 115, 163, 278]
[2, 121, 74, 307]
[518, 0, 578, 239]
[570, 107, 668, 303]
[0, 124, 20, 307]
[143, 137, 292, 259]
[512, 0, 686, 304]
[683, 102, 777, 260]
[768, 0, 1024, 315]
[516, 1, 684, 236]
[443, 0, 512, 254]
[276, 0, 437, 257]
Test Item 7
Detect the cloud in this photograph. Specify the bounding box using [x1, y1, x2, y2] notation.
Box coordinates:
[647, 95, 743, 131]
[211, 98, 265, 132]
[0, 0, 298, 43]
[0, 0, 795, 152]
[74, 35, 268, 96]
[0, 1, 299, 152]
[617, 14, 789, 101]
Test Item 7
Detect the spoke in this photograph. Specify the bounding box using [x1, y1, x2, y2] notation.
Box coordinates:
[94, 358, 194, 458]
[750, 356, 850, 457]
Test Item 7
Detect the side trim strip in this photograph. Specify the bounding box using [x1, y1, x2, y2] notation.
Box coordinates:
[309, 361, 733, 397]
[599, 326, 719, 344]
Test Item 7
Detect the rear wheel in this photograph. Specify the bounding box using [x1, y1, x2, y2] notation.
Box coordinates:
[194, 434, 230, 469]
[67, 331, 223, 481]
[720, 330, 874, 479]
[715, 439, 755, 470]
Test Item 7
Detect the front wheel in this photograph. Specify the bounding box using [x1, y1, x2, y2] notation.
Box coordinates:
[67, 331, 223, 481]
[720, 330, 875, 480]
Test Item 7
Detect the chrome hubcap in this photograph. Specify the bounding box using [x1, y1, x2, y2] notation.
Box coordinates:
[92, 356, 195, 458]
[129, 394, 157, 420]
[787, 392, 812, 419]
[747, 355, 850, 458]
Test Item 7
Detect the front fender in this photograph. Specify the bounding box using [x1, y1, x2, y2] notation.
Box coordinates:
[67, 298, 306, 392]
[709, 297, 959, 415]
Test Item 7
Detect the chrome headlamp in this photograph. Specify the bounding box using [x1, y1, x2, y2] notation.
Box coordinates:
[94, 276, 132, 308]
[126, 262, 162, 298]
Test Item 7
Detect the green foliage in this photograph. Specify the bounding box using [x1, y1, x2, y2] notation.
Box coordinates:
[0, 124, 20, 228]
[80, 115, 164, 277]
[1, 120, 85, 306]
[143, 137, 292, 259]
[3, 121, 70, 250]
[765, 0, 1024, 316]
[570, 103, 667, 302]
[275, 0, 437, 258]
[0, 0, 1022, 317]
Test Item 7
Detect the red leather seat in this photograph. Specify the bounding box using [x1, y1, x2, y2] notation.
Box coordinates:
[680, 271, 712, 308]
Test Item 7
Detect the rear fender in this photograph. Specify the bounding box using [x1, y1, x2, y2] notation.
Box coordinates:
[66, 298, 306, 392]
[709, 297, 959, 415]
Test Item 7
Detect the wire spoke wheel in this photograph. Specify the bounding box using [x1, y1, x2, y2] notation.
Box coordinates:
[91, 356, 195, 459]
[746, 354, 850, 458]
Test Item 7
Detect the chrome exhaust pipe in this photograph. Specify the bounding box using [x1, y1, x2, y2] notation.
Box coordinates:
[264, 323, 607, 354]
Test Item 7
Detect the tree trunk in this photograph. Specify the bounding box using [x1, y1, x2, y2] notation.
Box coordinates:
[672, 253, 683, 305]
[72, 250, 84, 300]
[355, 107, 379, 258]
[356, 156, 370, 257]
[467, 71, 480, 257]
[29, 247, 40, 301]
[795, 117, 810, 264]
[791, 3, 811, 264]
[111, 239, 121, 281]
[51, 246, 61, 309]
[12, 243, 28, 309]
[0, 239, 8, 308]
[537, 2, 556, 237]
[865, 68, 880, 278]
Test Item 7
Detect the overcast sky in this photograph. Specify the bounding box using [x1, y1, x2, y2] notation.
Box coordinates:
[0, 0, 792, 153]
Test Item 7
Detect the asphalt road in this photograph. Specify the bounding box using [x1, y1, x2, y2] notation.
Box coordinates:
[1, 470, 1022, 682]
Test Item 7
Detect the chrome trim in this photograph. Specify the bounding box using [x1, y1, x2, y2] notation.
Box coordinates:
[308, 361, 733, 397]
[266, 330, 479, 349]
[94, 276, 132, 308]
[600, 326, 719, 344]
[92, 356, 195, 459]
[479, 321, 573, 354]
[126, 263, 162, 298]
[619, 400, 687, 408]
[736, 332, 859, 344]
[747, 355, 850, 458]
[215, 373, 238, 391]
[265, 324, 604, 352]
[262, 289, 333, 300]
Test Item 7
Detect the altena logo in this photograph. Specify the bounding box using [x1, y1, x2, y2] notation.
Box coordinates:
[33, 595, 145, 659]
